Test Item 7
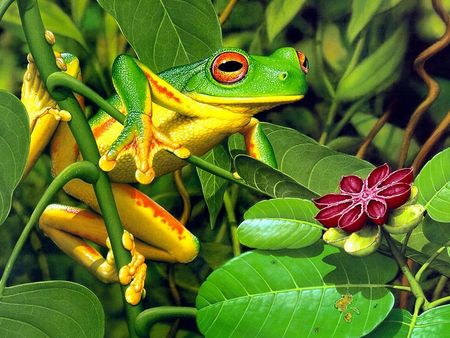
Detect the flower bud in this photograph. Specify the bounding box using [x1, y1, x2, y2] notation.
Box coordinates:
[383, 203, 425, 234]
[323, 228, 349, 248]
[344, 225, 381, 256]
[402, 185, 419, 206]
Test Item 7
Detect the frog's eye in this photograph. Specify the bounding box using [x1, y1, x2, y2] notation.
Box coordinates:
[297, 51, 309, 74]
[211, 52, 249, 84]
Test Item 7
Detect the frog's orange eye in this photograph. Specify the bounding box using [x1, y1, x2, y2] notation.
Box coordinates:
[211, 52, 249, 84]
[297, 51, 309, 74]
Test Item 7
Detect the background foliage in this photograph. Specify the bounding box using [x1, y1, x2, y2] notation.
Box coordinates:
[0, 0, 449, 337]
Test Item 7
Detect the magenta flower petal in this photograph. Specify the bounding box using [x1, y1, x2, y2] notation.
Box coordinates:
[367, 199, 388, 225]
[378, 168, 413, 187]
[338, 204, 366, 233]
[340, 175, 364, 193]
[313, 193, 352, 209]
[367, 163, 390, 188]
[378, 183, 411, 209]
[315, 202, 353, 228]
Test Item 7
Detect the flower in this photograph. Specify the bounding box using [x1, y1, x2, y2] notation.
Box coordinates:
[313, 164, 413, 233]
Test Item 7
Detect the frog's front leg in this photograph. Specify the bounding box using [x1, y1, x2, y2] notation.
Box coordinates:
[99, 55, 190, 184]
[240, 117, 277, 168]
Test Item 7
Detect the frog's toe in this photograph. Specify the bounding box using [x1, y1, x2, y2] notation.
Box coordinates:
[118, 230, 147, 305]
[99, 154, 118, 172]
[173, 146, 191, 159]
[135, 167, 155, 185]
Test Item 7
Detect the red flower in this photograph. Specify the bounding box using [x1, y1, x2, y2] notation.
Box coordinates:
[313, 164, 413, 233]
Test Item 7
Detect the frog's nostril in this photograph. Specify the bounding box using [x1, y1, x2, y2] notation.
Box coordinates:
[278, 72, 288, 81]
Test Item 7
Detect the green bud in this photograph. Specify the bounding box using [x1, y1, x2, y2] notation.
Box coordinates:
[403, 185, 419, 206]
[323, 228, 349, 248]
[344, 225, 381, 256]
[383, 204, 425, 234]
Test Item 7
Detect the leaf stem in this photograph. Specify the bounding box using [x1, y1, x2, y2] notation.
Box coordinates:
[219, 0, 237, 25]
[0, 0, 14, 21]
[427, 295, 450, 309]
[224, 190, 241, 256]
[432, 276, 448, 301]
[319, 100, 339, 145]
[415, 244, 448, 282]
[46, 72, 124, 123]
[356, 108, 391, 159]
[407, 297, 424, 338]
[383, 229, 429, 308]
[135, 306, 197, 337]
[328, 97, 366, 140]
[0, 161, 98, 296]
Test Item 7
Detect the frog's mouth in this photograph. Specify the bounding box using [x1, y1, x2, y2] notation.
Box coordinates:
[187, 93, 304, 106]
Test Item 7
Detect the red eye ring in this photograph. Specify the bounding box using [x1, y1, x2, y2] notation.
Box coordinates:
[297, 51, 309, 74]
[211, 52, 249, 84]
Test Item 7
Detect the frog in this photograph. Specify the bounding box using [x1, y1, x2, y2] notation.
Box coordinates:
[22, 45, 309, 305]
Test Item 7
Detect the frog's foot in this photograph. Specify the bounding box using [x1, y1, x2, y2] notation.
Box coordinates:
[106, 230, 147, 305]
[99, 112, 190, 184]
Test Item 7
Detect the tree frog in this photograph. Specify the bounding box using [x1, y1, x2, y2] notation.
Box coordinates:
[22, 46, 309, 304]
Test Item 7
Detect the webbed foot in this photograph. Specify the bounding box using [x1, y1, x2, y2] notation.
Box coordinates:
[99, 112, 190, 184]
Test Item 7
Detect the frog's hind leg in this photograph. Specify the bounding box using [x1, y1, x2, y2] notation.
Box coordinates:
[39, 204, 183, 277]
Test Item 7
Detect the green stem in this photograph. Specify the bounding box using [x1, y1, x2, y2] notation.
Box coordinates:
[47, 72, 124, 123]
[340, 34, 366, 80]
[17, 1, 142, 336]
[432, 276, 448, 301]
[389, 285, 412, 292]
[224, 190, 241, 257]
[407, 297, 424, 338]
[0, 161, 98, 295]
[328, 97, 366, 140]
[415, 244, 448, 282]
[427, 295, 450, 309]
[401, 229, 413, 256]
[319, 100, 339, 144]
[314, 22, 335, 99]
[0, 0, 14, 21]
[383, 230, 429, 308]
[135, 306, 197, 337]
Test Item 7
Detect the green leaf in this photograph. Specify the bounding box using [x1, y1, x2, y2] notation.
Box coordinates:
[336, 25, 407, 101]
[98, 0, 222, 72]
[0, 91, 29, 225]
[415, 148, 450, 222]
[262, 123, 374, 195]
[234, 155, 318, 199]
[367, 306, 450, 337]
[347, 0, 384, 42]
[196, 244, 397, 338]
[265, 0, 306, 42]
[197, 145, 230, 228]
[423, 216, 450, 246]
[238, 198, 323, 249]
[0, 281, 104, 337]
[3, 0, 88, 49]
[350, 112, 420, 165]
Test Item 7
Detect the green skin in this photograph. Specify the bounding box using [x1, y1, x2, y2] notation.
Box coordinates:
[92, 47, 308, 175]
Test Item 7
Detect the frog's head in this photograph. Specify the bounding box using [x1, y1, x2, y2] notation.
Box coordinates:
[159, 47, 308, 115]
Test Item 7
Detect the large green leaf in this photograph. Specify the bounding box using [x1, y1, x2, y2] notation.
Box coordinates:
[3, 0, 88, 49]
[346, 0, 384, 42]
[262, 123, 373, 195]
[336, 25, 407, 101]
[367, 306, 450, 337]
[0, 91, 29, 225]
[234, 155, 318, 199]
[0, 281, 104, 337]
[98, 0, 222, 72]
[238, 198, 323, 249]
[351, 112, 419, 165]
[196, 244, 397, 338]
[265, 0, 306, 42]
[422, 215, 450, 246]
[415, 148, 450, 222]
[197, 144, 230, 229]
